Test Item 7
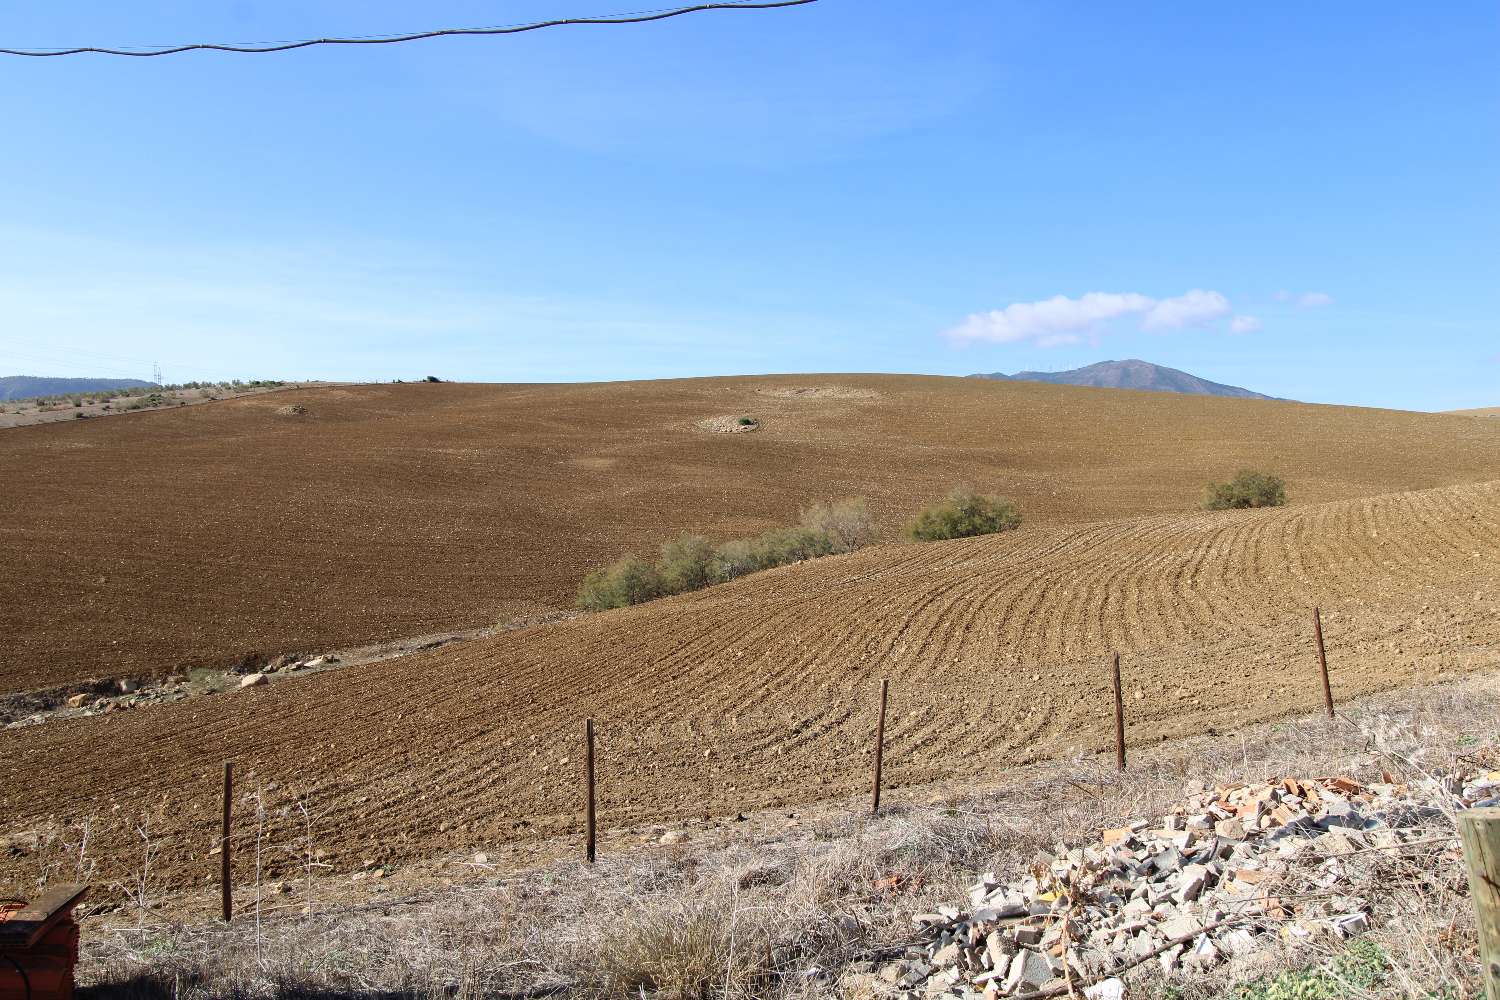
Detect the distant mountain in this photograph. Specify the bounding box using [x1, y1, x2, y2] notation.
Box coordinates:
[968, 360, 1276, 400]
[0, 376, 156, 402]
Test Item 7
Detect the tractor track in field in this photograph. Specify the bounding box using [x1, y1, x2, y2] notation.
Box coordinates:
[2, 479, 1497, 908]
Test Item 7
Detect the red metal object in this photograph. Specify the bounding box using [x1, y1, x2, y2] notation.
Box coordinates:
[0, 885, 87, 1000]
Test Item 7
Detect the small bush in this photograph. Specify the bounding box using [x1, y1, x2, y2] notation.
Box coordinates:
[578, 497, 879, 608]
[656, 535, 716, 594]
[906, 489, 1021, 542]
[736, 416, 756, 427]
[799, 497, 876, 554]
[1204, 469, 1287, 510]
[577, 555, 662, 611]
[709, 527, 823, 583]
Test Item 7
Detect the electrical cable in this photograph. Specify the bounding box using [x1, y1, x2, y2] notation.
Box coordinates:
[0, 1, 818, 58]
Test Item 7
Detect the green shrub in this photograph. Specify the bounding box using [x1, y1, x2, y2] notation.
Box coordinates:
[736, 416, 756, 427]
[579, 497, 879, 608]
[577, 554, 662, 611]
[906, 489, 1021, 541]
[1234, 938, 1386, 1000]
[1204, 469, 1287, 510]
[708, 527, 821, 582]
[657, 535, 716, 594]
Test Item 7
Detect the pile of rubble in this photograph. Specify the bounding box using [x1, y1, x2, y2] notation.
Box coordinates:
[874, 770, 1491, 998]
[3, 653, 339, 729]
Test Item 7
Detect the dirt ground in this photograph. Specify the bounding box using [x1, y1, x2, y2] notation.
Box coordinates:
[2, 477, 1496, 907]
[4, 375, 1499, 694]
[0, 381, 314, 430]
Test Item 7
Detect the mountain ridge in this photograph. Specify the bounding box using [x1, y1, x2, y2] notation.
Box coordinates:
[968, 359, 1276, 400]
[0, 375, 156, 401]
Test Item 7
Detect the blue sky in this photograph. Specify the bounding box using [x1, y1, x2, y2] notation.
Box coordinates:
[1, 1, 1495, 409]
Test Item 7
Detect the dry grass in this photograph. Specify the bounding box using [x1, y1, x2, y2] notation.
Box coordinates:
[73, 673, 1495, 999]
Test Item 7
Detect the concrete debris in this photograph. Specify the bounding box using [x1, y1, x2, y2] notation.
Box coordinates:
[869, 773, 1472, 998]
[239, 672, 269, 688]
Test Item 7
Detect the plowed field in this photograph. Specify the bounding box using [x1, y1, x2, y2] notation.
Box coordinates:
[3, 479, 1497, 903]
[4, 375, 1500, 694]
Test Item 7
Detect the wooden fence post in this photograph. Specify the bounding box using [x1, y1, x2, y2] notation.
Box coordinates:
[872, 679, 889, 815]
[1112, 653, 1126, 771]
[1459, 808, 1500, 1000]
[584, 718, 597, 863]
[1313, 607, 1334, 718]
[221, 760, 233, 923]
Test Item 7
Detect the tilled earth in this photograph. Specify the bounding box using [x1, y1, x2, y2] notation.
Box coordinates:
[4, 375, 1500, 694]
[1, 479, 1496, 908]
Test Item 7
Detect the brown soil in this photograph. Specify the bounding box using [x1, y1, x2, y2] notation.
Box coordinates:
[0, 382, 316, 430]
[3, 376, 1500, 696]
[2, 478, 1497, 905]
[696, 414, 761, 433]
[755, 384, 880, 399]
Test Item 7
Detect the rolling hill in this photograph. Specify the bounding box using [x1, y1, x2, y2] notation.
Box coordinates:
[2, 477, 1496, 901]
[2, 374, 1499, 695]
[0, 375, 155, 401]
[969, 359, 1274, 399]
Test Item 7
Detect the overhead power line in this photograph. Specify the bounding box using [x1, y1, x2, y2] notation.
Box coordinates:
[0, 1, 818, 58]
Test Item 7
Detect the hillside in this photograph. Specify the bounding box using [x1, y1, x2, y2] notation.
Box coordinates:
[970, 359, 1274, 399]
[1451, 406, 1500, 418]
[2, 478, 1496, 901]
[3, 374, 1500, 694]
[0, 375, 155, 401]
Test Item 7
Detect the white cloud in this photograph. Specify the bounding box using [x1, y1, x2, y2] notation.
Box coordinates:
[1140, 289, 1230, 330]
[1275, 289, 1334, 308]
[946, 289, 1233, 346]
[1230, 314, 1263, 334]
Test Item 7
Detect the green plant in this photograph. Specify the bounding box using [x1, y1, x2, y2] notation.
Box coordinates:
[578, 497, 878, 608]
[736, 416, 756, 426]
[1235, 939, 1387, 999]
[656, 535, 716, 594]
[1204, 469, 1288, 510]
[906, 488, 1021, 542]
[577, 555, 662, 611]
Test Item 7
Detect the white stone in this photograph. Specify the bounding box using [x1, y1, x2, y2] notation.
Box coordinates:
[1084, 979, 1125, 1000]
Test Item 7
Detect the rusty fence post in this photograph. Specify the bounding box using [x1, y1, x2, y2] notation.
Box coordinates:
[584, 718, 597, 863]
[1314, 607, 1334, 718]
[872, 679, 889, 815]
[221, 760, 233, 922]
[1112, 653, 1126, 771]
